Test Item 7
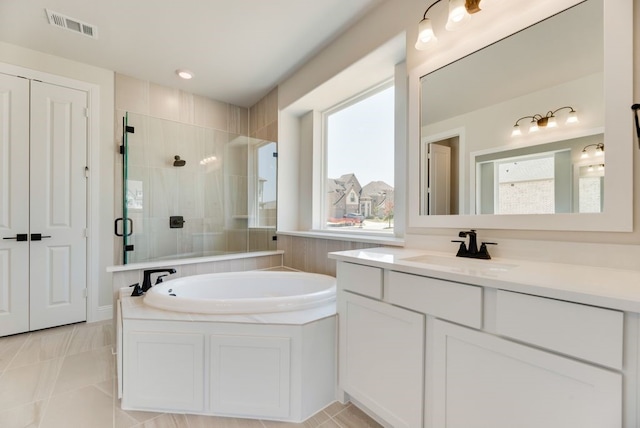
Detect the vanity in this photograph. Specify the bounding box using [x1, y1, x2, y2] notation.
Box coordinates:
[330, 247, 640, 428]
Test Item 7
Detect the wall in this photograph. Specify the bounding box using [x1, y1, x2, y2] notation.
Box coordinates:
[0, 41, 115, 316]
[276, 0, 640, 273]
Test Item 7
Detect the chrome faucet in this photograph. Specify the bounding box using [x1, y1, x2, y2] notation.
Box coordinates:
[452, 230, 496, 260]
[141, 268, 177, 292]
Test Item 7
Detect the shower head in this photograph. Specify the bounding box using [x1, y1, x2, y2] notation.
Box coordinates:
[173, 155, 186, 167]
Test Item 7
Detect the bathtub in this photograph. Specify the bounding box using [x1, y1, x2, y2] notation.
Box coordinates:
[143, 271, 336, 314]
[118, 270, 337, 422]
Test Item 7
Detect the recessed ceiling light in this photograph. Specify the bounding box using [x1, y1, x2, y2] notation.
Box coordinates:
[176, 69, 194, 80]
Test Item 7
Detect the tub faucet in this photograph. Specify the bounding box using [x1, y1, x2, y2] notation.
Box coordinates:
[453, 230, 496, 259]
[141, 268, 176, 292]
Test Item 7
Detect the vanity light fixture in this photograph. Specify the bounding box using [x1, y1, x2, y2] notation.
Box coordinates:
[415, 0, 483, 50]
[580, 143, 604, 159]
[511, 106, 578, 137]
[176, 69, 194, 80]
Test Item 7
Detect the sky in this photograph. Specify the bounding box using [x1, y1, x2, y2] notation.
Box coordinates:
[327, 85, 395, 187]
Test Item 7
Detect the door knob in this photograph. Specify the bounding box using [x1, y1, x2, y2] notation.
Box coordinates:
[3, 234, 28, 241]
[30, 234, 51, 241]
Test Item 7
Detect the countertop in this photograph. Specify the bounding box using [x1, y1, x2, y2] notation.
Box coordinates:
[328, 247, 640, 312]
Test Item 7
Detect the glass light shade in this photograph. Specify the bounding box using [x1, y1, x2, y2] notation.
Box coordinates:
[446, 0, 470, 30]
[566, 110, 579, 124]
[595, 145, 604, 156]
[598, 164, 605, 171]
[528, 121, 539, 133]
[587, 165, 594, 172]
[581, 150, 588, 159]
[547, 116, 558, 128]
[415, 18, 438, 50]
[511, 125, 521, 137]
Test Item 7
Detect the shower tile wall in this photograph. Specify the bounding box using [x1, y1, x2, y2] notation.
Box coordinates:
[114, 74, 251, 263]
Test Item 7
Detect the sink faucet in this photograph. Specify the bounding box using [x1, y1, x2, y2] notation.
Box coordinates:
[141, 268, 177, 292]
[452, 230, 496, 260]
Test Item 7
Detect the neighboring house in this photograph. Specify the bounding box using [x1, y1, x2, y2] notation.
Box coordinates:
[361, 181, 394, 218]
[327, 173, 394, 220]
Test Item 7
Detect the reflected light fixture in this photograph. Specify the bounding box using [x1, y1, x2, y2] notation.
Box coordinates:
[581, 143, 604, 159]
[176, 69, 194, 80]
[415, 0, 483, 50]
[511, 106, 578, 137]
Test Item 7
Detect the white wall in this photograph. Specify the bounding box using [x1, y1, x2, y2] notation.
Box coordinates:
[0, 41, 115, 315]
[277, 0, 640, 271]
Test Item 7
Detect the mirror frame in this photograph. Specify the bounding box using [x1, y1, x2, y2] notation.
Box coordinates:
[407, 0, 633, 231]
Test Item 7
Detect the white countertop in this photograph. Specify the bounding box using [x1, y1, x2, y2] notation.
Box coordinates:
[118, 288, 336, 325]
[328, 247, 640, 312]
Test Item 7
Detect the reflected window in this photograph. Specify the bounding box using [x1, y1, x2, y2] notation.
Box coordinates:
[496, 156, 555, 215]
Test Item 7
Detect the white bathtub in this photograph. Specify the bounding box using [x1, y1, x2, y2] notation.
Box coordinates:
[143, 271, 336, 314]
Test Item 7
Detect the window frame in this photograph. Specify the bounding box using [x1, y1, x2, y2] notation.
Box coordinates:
[319, 79, 395, 234]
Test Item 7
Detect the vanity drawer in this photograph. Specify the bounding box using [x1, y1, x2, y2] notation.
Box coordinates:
[336, 261, 383, 299]
[386, 271, 482, 328]
[496, 290, 623, 369]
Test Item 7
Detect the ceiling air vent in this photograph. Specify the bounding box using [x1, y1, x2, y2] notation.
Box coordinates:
[45, 9, 98, 39]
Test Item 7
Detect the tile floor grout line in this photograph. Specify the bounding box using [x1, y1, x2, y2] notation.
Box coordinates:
[2, 331, 32, 375]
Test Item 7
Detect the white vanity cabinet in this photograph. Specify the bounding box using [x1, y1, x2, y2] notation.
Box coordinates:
[337, 262, 424, 428]
[429, 319, 622, 428]
[334, 257, 628, 428]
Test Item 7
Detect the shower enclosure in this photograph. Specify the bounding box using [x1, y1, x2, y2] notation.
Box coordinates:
[117, 112, 277, 264]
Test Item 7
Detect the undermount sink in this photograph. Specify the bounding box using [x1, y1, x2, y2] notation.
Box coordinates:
[401, 254, 517, 273]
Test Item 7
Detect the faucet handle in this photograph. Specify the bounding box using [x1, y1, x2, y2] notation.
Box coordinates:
[452, 240, 468, 257]
[478, 242, 497, 259]
[129, 283, 144, 296]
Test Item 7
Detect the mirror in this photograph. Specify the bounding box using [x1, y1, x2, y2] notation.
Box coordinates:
[408, 0, 632, 231]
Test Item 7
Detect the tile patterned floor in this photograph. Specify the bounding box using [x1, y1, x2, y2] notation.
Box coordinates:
[0, 321, 382, 428]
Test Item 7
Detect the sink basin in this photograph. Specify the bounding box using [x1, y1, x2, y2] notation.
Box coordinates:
[401, 254, 517, 273]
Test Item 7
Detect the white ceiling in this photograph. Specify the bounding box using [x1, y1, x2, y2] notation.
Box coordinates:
[0, 0, 384, 107]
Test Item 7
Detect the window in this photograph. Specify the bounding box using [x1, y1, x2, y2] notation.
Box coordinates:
[322, 82, 395, 232]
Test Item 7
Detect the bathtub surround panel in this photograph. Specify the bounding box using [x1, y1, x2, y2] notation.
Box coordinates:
[277, 234, 381, 276]
[118, 286, 337, 422]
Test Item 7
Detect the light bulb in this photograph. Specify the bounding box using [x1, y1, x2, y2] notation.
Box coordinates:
[511, 125, 522, 137]
[176, 69, 194, 80]
[415, 18, 438, 50]
[566, 110, 579, 124]
[446, 0, 470, 30]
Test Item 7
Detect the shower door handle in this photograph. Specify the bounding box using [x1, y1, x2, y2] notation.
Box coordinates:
[114, 218, 134, 237]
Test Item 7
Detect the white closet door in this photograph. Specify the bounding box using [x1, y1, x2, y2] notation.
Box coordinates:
[29, 81, 87, 330]
[0, 74, 30, 337]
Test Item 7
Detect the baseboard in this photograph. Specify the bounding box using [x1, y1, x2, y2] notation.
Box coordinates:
[92, 304, 113, 322]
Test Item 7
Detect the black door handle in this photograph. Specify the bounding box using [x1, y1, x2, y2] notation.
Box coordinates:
[30, 234, 52, 241]
[3, 234, 28, 241]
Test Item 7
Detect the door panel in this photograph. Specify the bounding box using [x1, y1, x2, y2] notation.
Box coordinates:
[29, 81, 87, 330]
[0, 74, 29, 336]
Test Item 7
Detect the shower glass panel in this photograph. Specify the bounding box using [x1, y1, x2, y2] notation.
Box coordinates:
[120, 112, 277, 264]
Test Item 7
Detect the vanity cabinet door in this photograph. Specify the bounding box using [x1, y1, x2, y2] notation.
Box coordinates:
[339, 291, 424, 428]
[429, 319, 621, 428]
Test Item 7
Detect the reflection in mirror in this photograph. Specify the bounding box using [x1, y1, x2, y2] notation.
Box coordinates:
[472, 134, 603, 215]
[419, 0, 603, 216]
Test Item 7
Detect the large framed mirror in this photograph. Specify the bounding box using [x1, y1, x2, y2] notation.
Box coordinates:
[407, 0, 632, 231]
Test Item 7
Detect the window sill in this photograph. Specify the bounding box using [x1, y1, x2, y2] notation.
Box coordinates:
[277, 230, 404, 247]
